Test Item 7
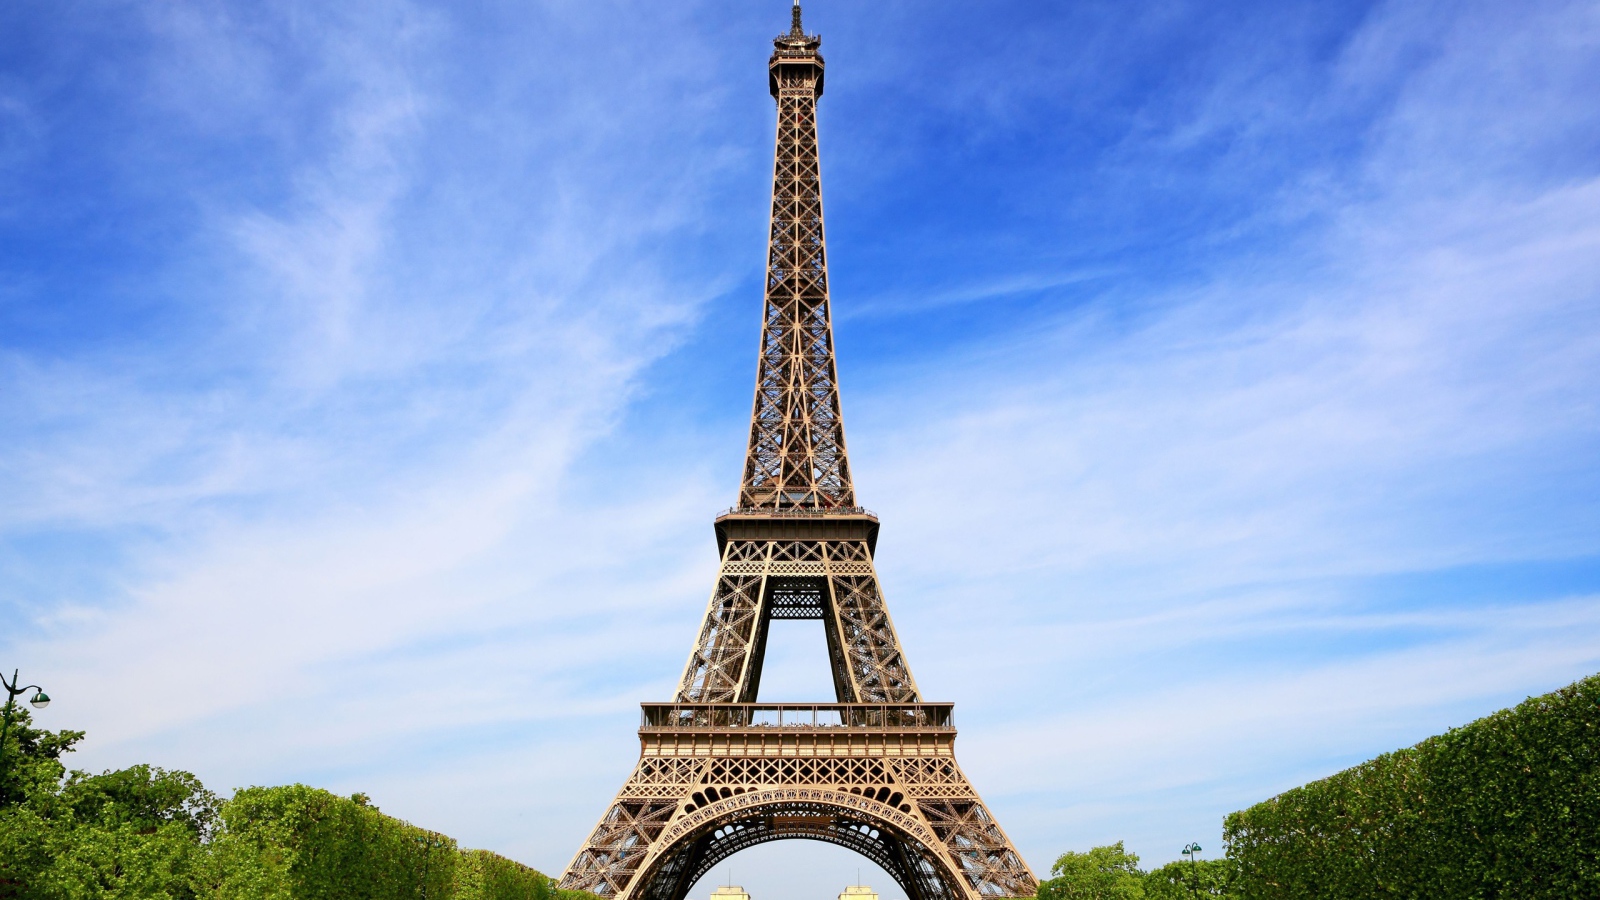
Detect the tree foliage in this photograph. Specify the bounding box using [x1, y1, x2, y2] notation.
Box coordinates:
[0, 705, 84, 809]
[1037, 842, 1147, 900]
[1035, 844, 1239, 900]
[0, 708, 583, 900]
[1224, 673, 1600, 899]
[2, 707, 215, 899]
[193, 784, 460, 900]
[455, 849, 555, 900]
[1142, 859, 1235, 899]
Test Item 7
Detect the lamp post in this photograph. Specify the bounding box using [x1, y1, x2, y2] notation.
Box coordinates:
[0, 668, 52, 787]
[416, 831, 448, 899]
[1181, 843, 1203, 900]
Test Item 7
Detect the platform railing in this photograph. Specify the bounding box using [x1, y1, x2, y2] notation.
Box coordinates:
[640, 702, 953, 731]
[715, 507, 878, 520]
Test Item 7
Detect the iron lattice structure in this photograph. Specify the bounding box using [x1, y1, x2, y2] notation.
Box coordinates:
[559, 9, 1037, 900]
[739, 3, 851, 513]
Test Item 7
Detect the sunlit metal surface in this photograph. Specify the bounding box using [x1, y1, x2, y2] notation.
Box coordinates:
[559, 9, 1036, 900]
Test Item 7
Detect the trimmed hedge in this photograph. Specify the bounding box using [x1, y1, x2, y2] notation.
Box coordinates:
[455, 849, 554, 900]
[196, 785, 458, 899]
[194, 785, 563, 900]
[2, 707, 578, 900]
[1143, 859, 1235, 898]
[1224, 673, 1600, 899]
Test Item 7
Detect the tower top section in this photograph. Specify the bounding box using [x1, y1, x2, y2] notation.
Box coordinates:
[742, 1, 851, 511]
[770, 2, 823, 97]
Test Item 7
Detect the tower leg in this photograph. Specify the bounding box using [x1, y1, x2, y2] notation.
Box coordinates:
[675, 539, 919, 705]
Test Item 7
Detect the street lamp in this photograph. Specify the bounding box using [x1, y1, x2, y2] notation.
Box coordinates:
[416, 832, 449, 900]
[0, 668, 52, 786]
[1181, 843, 1203, 900]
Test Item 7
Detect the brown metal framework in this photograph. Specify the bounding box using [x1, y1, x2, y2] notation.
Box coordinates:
[740, 2, 850, 512]
[559, 8, 1037, 900]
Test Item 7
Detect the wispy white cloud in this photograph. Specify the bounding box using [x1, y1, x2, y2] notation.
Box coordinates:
[961, 595, 1600, 863]
[2, 0, 1598, 895]
[837, 0, 1600, 872]
[842, 270, 1116, 320]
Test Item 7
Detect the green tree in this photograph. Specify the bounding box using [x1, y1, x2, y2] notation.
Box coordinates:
[59, 765, 218, 840]
[1037, 843, 1147, 900]
[0, 705, 83, 810]
[1143, 859, 1236, 899]
[1, 766, 217, 900]
[0, 705, 217, 900]
[0, 705, 608, 900]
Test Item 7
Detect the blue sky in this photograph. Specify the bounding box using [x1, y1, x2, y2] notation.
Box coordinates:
[3, 0, 1600, 896]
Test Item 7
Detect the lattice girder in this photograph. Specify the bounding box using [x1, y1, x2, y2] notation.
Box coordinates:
[675, 538, 918, 705]
[559, 741, 1034, 900]
[559, 8, 1034, 900]
[739, 16, 853, 512]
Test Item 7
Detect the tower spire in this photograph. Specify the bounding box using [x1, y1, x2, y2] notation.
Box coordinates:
[744, 0, 842, 510]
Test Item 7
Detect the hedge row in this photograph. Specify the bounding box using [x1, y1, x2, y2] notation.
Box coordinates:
[457, 849, 560, 900]
[196, 785, 561, 900]
[0, 728, 573, 900]
[1223, 673, 1600, 899]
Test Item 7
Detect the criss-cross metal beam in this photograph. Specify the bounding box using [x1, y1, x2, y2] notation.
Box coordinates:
[559, 9, 1037, 900]
[739, 7, 851, 512]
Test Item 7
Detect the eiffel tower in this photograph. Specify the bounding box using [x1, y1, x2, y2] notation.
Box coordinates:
[558, 7, 1038, 900]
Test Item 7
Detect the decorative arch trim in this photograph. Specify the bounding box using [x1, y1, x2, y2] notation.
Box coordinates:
[662, 787, 937, 847]
[625, 788, 967, 900]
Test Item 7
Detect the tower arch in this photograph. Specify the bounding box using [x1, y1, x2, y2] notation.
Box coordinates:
[630, 790, 964, 900]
